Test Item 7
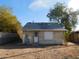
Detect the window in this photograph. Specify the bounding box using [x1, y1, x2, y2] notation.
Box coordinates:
[44, 32, 53, 40]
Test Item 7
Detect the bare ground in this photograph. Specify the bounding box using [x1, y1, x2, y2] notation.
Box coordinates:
[0, 43, 79, 59]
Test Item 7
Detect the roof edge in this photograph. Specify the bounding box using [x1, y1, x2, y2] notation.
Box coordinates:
[24, 29, 66, 32]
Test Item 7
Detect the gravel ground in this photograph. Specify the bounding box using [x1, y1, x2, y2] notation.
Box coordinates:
[0, 44, 79, 59]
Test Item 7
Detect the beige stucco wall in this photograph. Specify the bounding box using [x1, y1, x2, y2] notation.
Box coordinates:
[54, 31, 65, 40]
[25, 32, 34, 44]
[39, 31, 65, 44]
[25, 31, 65, 44]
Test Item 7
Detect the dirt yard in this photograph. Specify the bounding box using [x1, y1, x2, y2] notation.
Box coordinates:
[0, 43, 79, 59]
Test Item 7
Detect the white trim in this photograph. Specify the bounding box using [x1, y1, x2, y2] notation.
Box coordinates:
[25, 29, 66, 32]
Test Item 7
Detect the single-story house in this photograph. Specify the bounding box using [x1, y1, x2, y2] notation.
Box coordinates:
[23, 22, 66, 45]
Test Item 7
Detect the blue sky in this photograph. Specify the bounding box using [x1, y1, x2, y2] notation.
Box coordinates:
[0, 0, 70, 26]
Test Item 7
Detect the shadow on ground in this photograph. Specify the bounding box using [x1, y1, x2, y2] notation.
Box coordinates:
[0, 42, 64, 49]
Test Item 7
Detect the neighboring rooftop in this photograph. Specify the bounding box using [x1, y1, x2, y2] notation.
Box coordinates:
[24, 22, 65, 30]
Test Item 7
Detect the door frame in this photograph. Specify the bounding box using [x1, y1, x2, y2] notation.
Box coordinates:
[33, 32, 39, 44]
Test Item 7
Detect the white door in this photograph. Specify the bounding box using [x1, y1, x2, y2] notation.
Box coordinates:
[34, 37, 39, 43]
[44, 32, 53, 40]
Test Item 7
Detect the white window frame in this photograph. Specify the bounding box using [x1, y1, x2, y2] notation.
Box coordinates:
[44, 32, 53, 40]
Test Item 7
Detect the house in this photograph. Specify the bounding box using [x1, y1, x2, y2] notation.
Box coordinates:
[23, 22, 66, 45]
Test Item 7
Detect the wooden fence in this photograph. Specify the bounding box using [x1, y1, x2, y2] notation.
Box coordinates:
[0, 32, 21, 44]
[68, 31, 79, 44]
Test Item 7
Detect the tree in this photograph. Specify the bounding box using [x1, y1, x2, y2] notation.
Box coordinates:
[0, 6, 23, 39]
[47, 2, 79, 33]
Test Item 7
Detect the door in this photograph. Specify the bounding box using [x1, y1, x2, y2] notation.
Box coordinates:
[34, 32, 39, 44]
[34, 36, 39, 43]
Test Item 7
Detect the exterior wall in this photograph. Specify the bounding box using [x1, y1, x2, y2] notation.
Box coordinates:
[39, 31, 65, 44]
[54, 31, 65, 40]
[25, 31, 65, 45]
[25, 32, 34, 44]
